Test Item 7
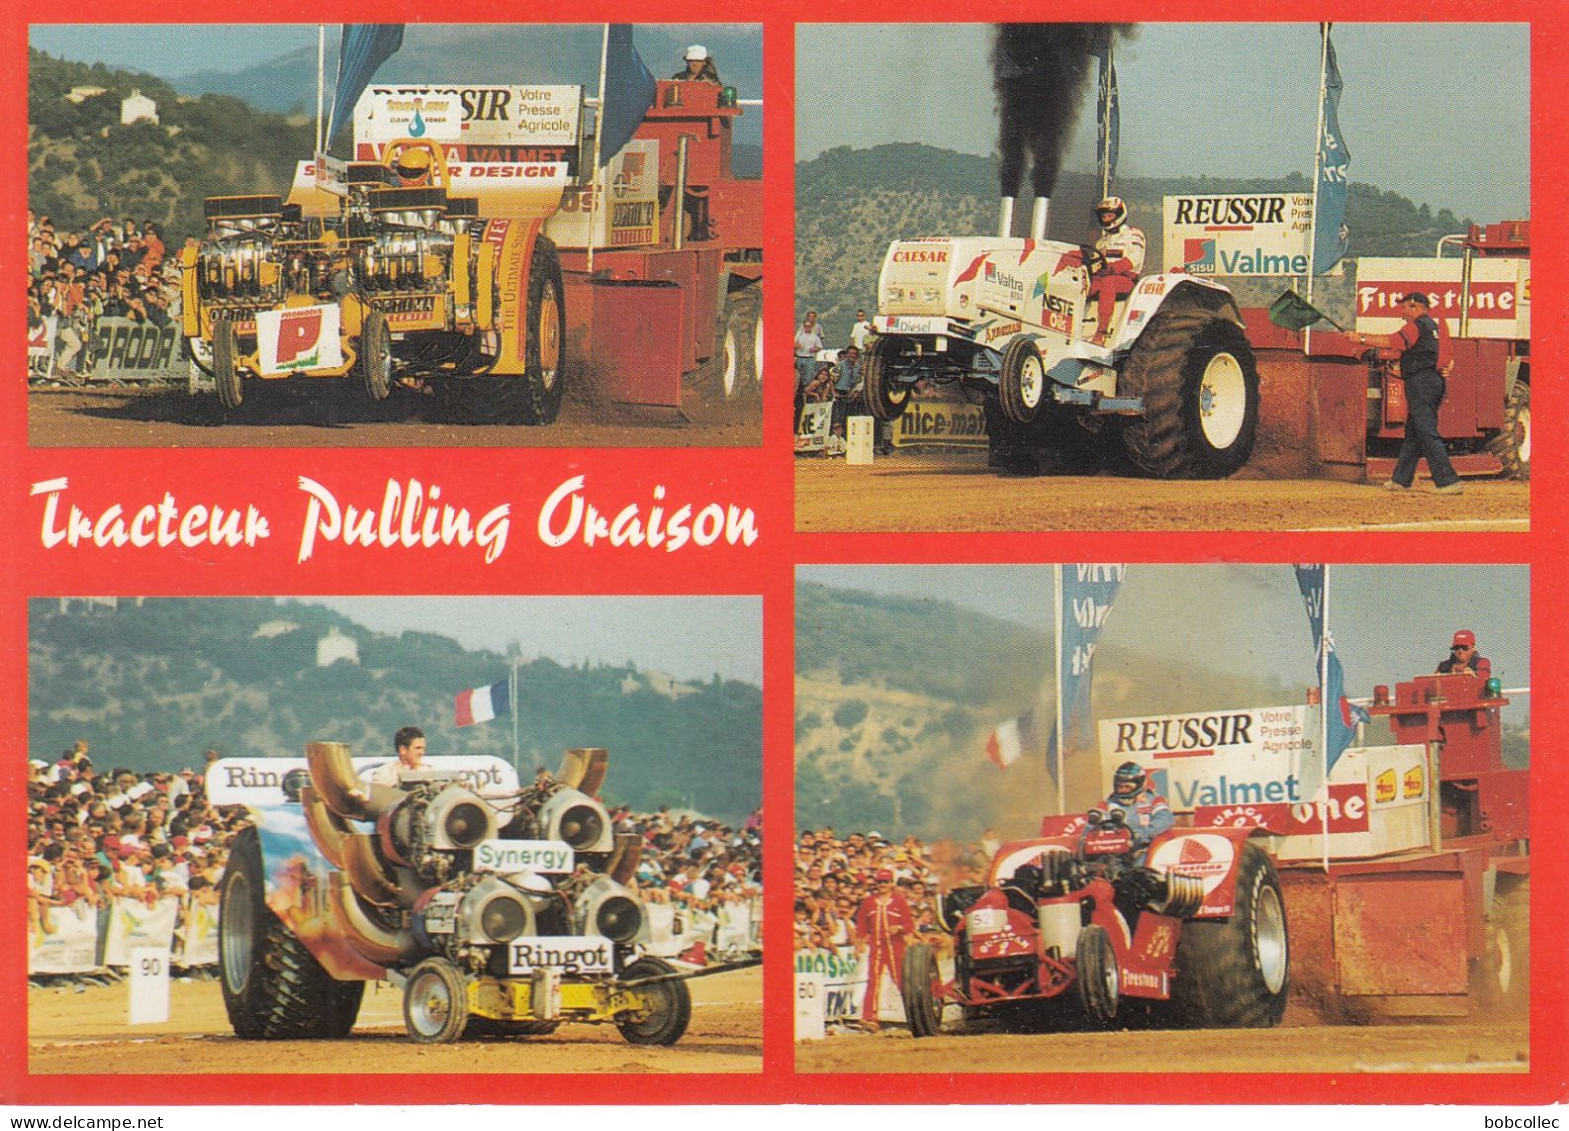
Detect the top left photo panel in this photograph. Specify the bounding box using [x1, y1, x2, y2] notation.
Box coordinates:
[27, 24, 764, 448]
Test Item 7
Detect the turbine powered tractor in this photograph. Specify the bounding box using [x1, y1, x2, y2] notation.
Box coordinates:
[210, 743, 690, 1045]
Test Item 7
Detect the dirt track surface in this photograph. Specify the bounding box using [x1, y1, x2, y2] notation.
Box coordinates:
[796, 451, 1530, 532]
[27, 384, 760, 449]
[27, 967, 761, 1074]
[796, 1015, 1530, 1074]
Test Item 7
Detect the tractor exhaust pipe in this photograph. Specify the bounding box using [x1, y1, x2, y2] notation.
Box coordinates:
[998, 196, 1015, 238]
[1031, 197, 1049, 241]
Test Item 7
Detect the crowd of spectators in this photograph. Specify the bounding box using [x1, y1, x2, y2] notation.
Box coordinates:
[27, 210, 181, 381]
[793, 307, 895, 456]
[792, 825, 999, 957]
[27, 743, 241, 981]
[614, 802, 764, 921]
[28, 741, 762, 983]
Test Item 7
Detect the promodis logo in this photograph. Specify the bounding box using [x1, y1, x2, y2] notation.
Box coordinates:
[508, 936, 613, 975]
[474, 839, 574, 874]
[275, 309, 325, 368]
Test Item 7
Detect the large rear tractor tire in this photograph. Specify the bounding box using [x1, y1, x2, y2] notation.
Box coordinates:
[219, 826, 365, 1039]
[213, 320, 243, 411]
[1486, 380, 1530, 481]
[999, 337, 1046, 424]
[863, 336, 911, 423]
[1165, 842, 1289, 1028]
[403, 957, 469, 1044]
[616, 957, 691, 1046]
[1118, 311, 1260, 478]
[901, 942, 943, 1038]
[359, 308, 393, 401]
[1075, 924, 1120, 1025]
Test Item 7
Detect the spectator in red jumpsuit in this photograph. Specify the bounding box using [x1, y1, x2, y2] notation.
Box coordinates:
[854, 866, 913, 1031]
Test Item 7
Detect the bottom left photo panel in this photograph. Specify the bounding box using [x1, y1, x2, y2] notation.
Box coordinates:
[26, 595, 763, 1075]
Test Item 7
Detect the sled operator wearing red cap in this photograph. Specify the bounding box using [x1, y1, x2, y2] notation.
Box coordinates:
[1437, 630, 1491, 680]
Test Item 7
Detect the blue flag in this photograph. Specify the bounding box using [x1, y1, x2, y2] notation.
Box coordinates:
[1313, 27, 1350, 273]
[328, 24, 405, 149]
[1293, 565, 1369, 773]
[600, 25, 657, 167]
[1049, 564, 1126, 784]
[1096, 48, 1120, 185]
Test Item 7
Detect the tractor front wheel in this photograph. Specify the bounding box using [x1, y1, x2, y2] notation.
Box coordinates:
[999, 337, 1046, 424]
[863, 337, 911, 422]
[403, 957, 470, 1044]
[1075, 924, 1120, 1025]
[616, 957, 691, 1046]
[213, 320, 243, 411]
[359, 309, 393, 401]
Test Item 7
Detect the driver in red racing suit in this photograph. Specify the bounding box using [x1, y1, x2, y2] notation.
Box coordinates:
[854, 867, 914, 1031]
[1089, 761, 1174, 850]
[1087, 197, 1146, 346]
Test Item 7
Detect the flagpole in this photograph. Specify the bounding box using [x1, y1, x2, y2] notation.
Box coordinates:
[1319, 565, 1332, 872]
[588, 24, 611, 279]
[1099, 45, 1113, 200]
[315, 26, 326, 156]
[1304, 23, 1330, 356]
[511, 656, 520, 778]
[1054, 565, 1066, 817]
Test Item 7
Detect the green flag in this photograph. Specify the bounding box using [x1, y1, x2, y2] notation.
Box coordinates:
[1268, 288, 1347, 332]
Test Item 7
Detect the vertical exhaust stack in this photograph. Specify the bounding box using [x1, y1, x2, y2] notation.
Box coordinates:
[998, 196, 1016, 239]
[1031, 197, 1049, 240]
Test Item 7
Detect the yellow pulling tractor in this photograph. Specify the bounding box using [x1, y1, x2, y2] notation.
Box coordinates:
[180, 136, 564, 424]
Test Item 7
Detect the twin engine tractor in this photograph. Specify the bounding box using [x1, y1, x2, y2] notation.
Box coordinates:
[211, 744, 688, 1045]
[182, 120, 567, 425]
[903, 816, 1288, 1034]
[869, 232, 1262, 478]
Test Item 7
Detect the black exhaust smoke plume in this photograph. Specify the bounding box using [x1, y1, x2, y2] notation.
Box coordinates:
[993, 24, 1135, 200]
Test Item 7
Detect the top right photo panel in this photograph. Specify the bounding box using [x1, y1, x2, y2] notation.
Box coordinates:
[794, 23, 1530, 534]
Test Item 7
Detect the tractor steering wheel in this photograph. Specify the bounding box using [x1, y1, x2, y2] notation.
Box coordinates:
[1079, 244, 1108, 276]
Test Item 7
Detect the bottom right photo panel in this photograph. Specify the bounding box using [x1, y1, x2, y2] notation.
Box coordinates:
[794, 564, 1529, 1074]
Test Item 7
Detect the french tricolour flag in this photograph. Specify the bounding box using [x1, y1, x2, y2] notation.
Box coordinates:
[986, 709, 1039, 770]
[454, 678, 510, 727]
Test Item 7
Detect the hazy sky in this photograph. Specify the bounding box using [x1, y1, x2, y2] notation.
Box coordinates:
[29, 23, 764, 95]
[796, 23, 1529, 222]
[297, 597, 762, 686]
[797, 564, 1530, 721]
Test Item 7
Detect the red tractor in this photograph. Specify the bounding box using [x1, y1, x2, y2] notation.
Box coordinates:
[901, 816, 1288, 1034]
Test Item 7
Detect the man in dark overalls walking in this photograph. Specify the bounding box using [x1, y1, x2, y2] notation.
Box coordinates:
[1349, 292, 1463, 494]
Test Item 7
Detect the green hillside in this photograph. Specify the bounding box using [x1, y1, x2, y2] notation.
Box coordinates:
[29, 598, 760, 823]
[796, 143, 1478, 344]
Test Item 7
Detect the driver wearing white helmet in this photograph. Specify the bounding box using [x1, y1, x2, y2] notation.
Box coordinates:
[1086, 196, 1146, 346]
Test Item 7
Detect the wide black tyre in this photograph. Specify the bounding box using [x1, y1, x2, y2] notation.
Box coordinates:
[1165, 842, 1289, 1028]
[719, 283, 763, 399]
[863, 336, 911, 422]
[1475, 877, 1529, 1016]
[1075, 924, 1119, 1025]
[213, 320, 243, 411]
[514, 236, 567, 424]
[403, 957, 469, 1044]
[1119, 311, 1260, 478]
[999, 337, 1046, 424]
[219, 826, 365, 1039]
[359, 308, 393, 401]
[616, 957, 691, 1046]
[901, 942, 943, 1037]
[1486, 380, 1530, 481]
